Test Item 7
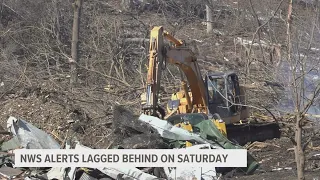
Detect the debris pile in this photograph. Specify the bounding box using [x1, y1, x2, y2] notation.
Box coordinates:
[0, 106, 260, 180]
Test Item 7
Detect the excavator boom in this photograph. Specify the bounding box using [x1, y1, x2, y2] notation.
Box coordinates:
[142, 26, 208, 117]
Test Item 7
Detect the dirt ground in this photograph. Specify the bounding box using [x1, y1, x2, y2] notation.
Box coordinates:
[230, 135, 320, 180]
[0, 84, 115, 149]
[234, 171, 320, 180]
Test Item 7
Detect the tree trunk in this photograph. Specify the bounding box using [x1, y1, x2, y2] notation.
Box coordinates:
[206, 3, 213, 34]
[295, 116, 305, 180]
[70, 0, 82, 87]
[287, 0, 305, 179]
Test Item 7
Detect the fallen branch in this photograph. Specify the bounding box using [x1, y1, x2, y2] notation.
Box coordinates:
[246, 141, 280, 150]
[122, 38, 149, 44]
[77, 63, 131, 87]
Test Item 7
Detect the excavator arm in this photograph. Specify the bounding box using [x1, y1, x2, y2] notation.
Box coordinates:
[142, 26, 208, 118]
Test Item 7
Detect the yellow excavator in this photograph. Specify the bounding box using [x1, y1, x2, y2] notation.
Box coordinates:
[141, 26, 280, 145]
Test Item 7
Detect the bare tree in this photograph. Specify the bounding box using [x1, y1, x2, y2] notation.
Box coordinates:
[70, 0, 82, 87]
[285, 0, 320, 179]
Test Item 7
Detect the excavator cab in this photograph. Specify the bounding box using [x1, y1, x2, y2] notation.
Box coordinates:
[205, 72, 248, 124]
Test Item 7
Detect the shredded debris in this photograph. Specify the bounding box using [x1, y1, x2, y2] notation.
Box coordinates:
[1, 104, 318, 180]
[0, 105, 263, 180]
[0, 166, 24, 179]
[7, 116, 60, 149]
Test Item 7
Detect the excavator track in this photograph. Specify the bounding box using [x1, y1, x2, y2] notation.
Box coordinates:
[226, 122, 281, 146]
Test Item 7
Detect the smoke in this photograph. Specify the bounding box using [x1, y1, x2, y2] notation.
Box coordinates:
[275, 55, 320, 120]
